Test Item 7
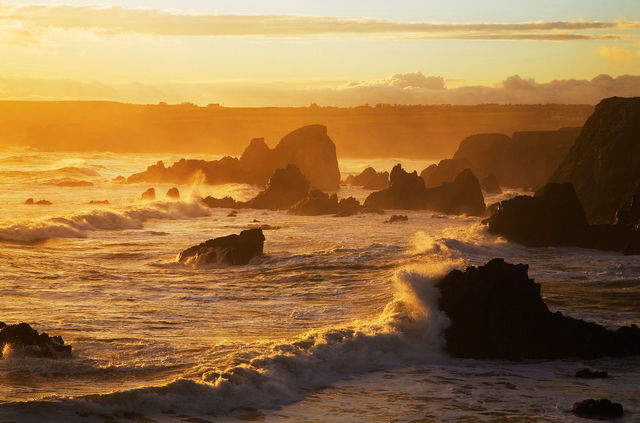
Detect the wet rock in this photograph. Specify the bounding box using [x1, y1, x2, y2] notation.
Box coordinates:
[166, 187, 180, 200]
[575, 368, 608, 379]
[436, 258, 640, 360]
[201, 196, 238, 209]
[481, 173, 502, 194]
[140, 188, 156, 201]
[245, 164, 310, 210]
[178, 228, 265, 265]
[420, 158, 472, 188]
[345, 167, 389, 190]
[572, 399, 623, 419]
[615, 183, 640, 229]
[0, 322, 72, 359]
[385, 215, 408, 223]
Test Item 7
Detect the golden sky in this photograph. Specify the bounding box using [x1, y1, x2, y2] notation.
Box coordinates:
[1, 1, 640, 105]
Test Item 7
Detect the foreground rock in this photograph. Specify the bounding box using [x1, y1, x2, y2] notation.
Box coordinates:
[126, 125, 340, 191]
[178, 228, 265, 265]
[436, 258, 640, 360]
[364, 164, 485, 216]
[345, 167, 389, 190]
[0, 322, 72, 359]
[572, 399, 623, 419]
[484, 183, 640, 254]
[549, 97, 640, 223]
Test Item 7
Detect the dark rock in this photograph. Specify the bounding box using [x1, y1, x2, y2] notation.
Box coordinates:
[201, 196, 238, 209]
[89, 200, 109, 205]
[140, 188, 156, 201]
[55, 180, 94, 187]
[35, 200, 52, 205]
[0, 322, 72, 359]
[345, 167, 389, 190]
[289, 190, 363, 216]
[572, 399, 623, 419]
[436, 258, 640, 360]
[177, 228, 265, 266]
[246, 164, 310, 210]
[24, 198, 33, 204]
[549, 97, 640, 223]
[481, 173, 502, 194]
[227, 210, 237, 217]
[420, 158, 472, 188]
[126, 125, 340, 191]
[364, 165, 485, 216]
[575, 368, 608, 379]
[615, 184, 640, 229]
[166, 187, 180, 200]
[385, 215, 408, 223]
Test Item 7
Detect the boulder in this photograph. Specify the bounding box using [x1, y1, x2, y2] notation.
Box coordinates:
[177, 228, 265, 266]
[436, 258, 640, 360]
[140, 188, 156, 201]
[481, 173, 502, 194]
[289, 190, 363, 216]
[549, 97, 640, 223]
[345, 167, 389, 190]
[0, 322, 72, 359]
[420, 158, 472, 188]
[166, 187, 180, 200]
[575, 368, 608, 379]
[572, 399, 623, 419]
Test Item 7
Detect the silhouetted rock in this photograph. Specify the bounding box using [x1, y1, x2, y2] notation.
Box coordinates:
[55, 180, 94, 187]
[246, 164, 310, 210]
[484, 182, 640, 254]
[289, 190, 363, 216]
[453, 128, 580, 190]
[364, 165, 485, 216]
[140, 188, 156, 201]
[227, 210, 237, 217]
[201, 196, 238, 209]
[35, 200, 51, 205]
[126, 125, 340, 191]
[89, 200, 109, 205]
[0, 322, 72, 359]
[166, 187, 180, 200]
[24, 198, 33, 204]
[385, 215, 408, 223]
[575, 368, 608, 379]
[481, 173, 502, 194]
[420, 159, 473, 188]
[615, 184, 640, 229]
[550, 97, 640, 223]
[572, 399, 623, 419]
[177, 228, 265, 265]
[346, 167, 389, 190]
[436, 258, 640, 360]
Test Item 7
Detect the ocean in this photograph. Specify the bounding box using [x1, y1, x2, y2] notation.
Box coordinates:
[0, 148, 638, 422]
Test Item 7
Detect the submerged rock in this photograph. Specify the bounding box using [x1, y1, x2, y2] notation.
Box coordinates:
[345, 167, 389, 190]
[140, 188, 156, 201]
[178, 228, 265, 266]
[0, 322, 72, 359]
[572, 399, 623, 419]
[166, 187, 180, 200]
[436, 258, 640, 360]
[575, 368, 608, 379]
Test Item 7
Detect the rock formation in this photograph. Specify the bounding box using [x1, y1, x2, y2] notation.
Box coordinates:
[481, 173, 502, 194]
[345, 167, 390, 190]
[140, 188, 156, 201]
[549, 97, 640, 223]
[289, 190, 362, 216]
[364, 164, 485, 216]
[177, 228, 265, 266]
[420, 158, 473, 188]
[572, 399, 623, 419]
[126, 125, 340, 191]
[436, 258, 640, 360]
[0, 322, 72, 359]
[166, 187, 180, 200]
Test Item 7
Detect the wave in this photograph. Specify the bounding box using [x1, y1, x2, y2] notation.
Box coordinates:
[0, 201, 210, 242]
[0, 264, 454, 421]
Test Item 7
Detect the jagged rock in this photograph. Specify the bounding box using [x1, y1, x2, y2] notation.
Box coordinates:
[345, 167, 389, 190]
[364, 165, 485, 216]
[385, 215, 408, 223]
[0, 322, 72, 359]
[126, 125, 340, 191]
[246, 164, 310, 210]
[420, 158, 473, 188]
[575, 368, 608, 379]
[289, 190, 363, 216]
[140, 188, 156, 201]
[177, 228, 265, 266]
[436, 258, 640, 360]
[481, 173, 502, 194]
[572, 399, 623, 419]
[550, 97, 640, 223]
[166, 187, 180, 200]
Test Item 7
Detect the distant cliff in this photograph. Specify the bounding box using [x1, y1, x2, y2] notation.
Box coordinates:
[549, 97, 640, 223]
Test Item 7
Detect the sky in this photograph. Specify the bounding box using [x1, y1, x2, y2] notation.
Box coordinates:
[1, 0, 640, 106]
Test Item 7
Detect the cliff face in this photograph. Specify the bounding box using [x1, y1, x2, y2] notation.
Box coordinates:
[549, 97, 640, 223]
[453, 128, 579, 190]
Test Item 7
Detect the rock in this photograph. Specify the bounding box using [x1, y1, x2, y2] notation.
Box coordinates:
[0, 322, 72, 359]
[549, 97, 640, 223]
[24, 198, 33, 204]
[385, 215, 408, 223]
[54, 180, 94, 187]
[420, 158, 472, 188]
[453, 128, 580, 190]
[484, 182, 640, 254]
[572, 399, 623, 419]
[201, 196, 238, 209]
[364, 165, 485, 216]
[615, 183, 640, 229]
[166, 187, 180, 200]
[227, 210, 237, 217]
[245, 164, 310, 210]
[126, 125, 340, 191]
[89, 200, 109, 204]
[575, 368, 608, 379]
[436, 258, 640, 360]
[35, 200, 52, 205]
[177, 228, 265, 265]
[289, 190, 363, 216]
[140, 188, 156, 201]
[346, 167, 389, 190]
[481, 173, 502, 194]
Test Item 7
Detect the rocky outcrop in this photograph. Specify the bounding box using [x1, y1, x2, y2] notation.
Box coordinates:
[166, 187, 180, 200]
[453, 128, 580, 190]
[126, 125, 340, 191]
[364, 165, 485, 216]
[436, 258, 640, 360]
[572, 399, 623, 419]
[0, 322, 72, 359]
[345, 167, 389, 190]
[481, 173, 502, 194]
[420, 159, 473, 188]
[25, 199, 52, 205]
[289, 190, 362, 216]
[177, 228, 265, 265]
[549, 97, 640, 223]
[140, 188, 156, 201]
[484, 183, 640, 254]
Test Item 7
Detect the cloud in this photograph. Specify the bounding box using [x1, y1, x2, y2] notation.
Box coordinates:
[0, 3, 638, 41]
[598, 45, 635, 65]
[347, 72, 446, 89]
